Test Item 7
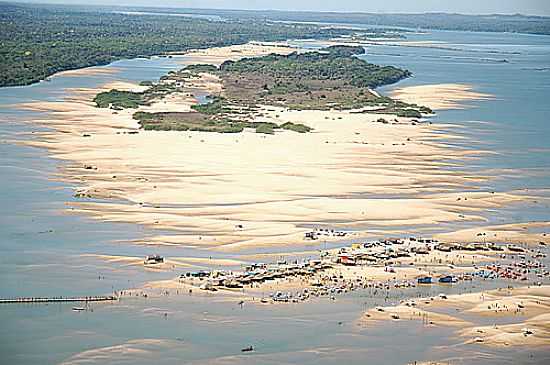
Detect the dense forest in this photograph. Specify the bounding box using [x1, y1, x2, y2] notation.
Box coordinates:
[0, 3, 351, 87]
[4, 3, 541, 89]
[3, 3, 544, 88]
[220, 46, 411, 89]
[139, 8, 550, 36]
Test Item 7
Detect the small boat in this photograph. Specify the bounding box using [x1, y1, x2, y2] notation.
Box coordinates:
[417, 276, 432, 284]
[72, 306, 86, 311]
[438, 275, 454, 283]
[241, 346, 254, 352]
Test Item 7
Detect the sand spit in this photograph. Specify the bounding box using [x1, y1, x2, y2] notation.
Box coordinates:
[51, 66, 121, 79]
[174, 42, 296, 66]
[459, 313, 550, 347]
[59, 338, 182, 365]
[457, 286, 550, 347]
[82, 254, 246, 271]
[362, 285, 550, 348]
[389, 84, 494, 110]
[363, 304, 470, 327]
[435, 221, 550, 246]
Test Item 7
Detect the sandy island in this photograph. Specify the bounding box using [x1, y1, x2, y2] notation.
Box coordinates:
[13, 42, 549, 294]
[16, 42, 543, 254]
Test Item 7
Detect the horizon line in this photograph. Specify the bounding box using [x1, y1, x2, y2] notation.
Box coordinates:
[3, 0, 550, 18]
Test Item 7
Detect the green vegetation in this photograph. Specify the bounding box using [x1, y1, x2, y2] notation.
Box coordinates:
[94, 82, 181, 109]
[219, 47, 410, 89]
[322, 45, 366, 57]
[0, 2, 353, 87]
[254, 123, 276, 134]
[99, 45, 430, 134]
[183, 64, 219, 74]
[133, 111, 306, 135]
[280, 122, 312, 133]
[168, 8, 550, 36]
[190, 97, 230, 115]
[93, 89, 146, 109]
[134, 112, 244, 133]
[3, 3, 546, 88]
[216, 45, 421, 114]
[395, 109, 422, 118]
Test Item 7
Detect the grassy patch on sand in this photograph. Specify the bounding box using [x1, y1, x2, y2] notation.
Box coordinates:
[134, 111, 311, 135]
[93, 90, 147, 109]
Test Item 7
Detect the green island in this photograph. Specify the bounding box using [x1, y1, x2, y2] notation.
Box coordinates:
[94, 45, 432, 134]
[93, 82, 182, 109]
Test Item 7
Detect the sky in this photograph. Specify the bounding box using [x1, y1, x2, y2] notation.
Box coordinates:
[12, 0, 550, 16]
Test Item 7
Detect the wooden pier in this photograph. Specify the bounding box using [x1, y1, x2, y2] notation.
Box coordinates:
[0, 296, 118, 304]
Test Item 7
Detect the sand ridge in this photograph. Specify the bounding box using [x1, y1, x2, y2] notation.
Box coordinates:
[389, 83, 494, 110]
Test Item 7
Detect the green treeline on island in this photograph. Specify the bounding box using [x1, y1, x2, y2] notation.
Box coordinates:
[93, 45, 431, 134]
[0, 3, 353, 87]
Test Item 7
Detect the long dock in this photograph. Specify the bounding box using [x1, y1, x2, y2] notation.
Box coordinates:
[0, 296, 118, 304]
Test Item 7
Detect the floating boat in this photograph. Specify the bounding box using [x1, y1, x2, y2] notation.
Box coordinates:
[417, 276, 433, 284]
[72, 307, 86, 311]
[241, 346, 254, 352]
[438, 275, 454, 283]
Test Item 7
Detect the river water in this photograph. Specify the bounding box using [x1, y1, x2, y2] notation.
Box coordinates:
[1, 29, 549, 364]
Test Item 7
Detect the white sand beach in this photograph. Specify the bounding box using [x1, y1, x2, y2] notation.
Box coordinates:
[16, 42, 543, 258]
